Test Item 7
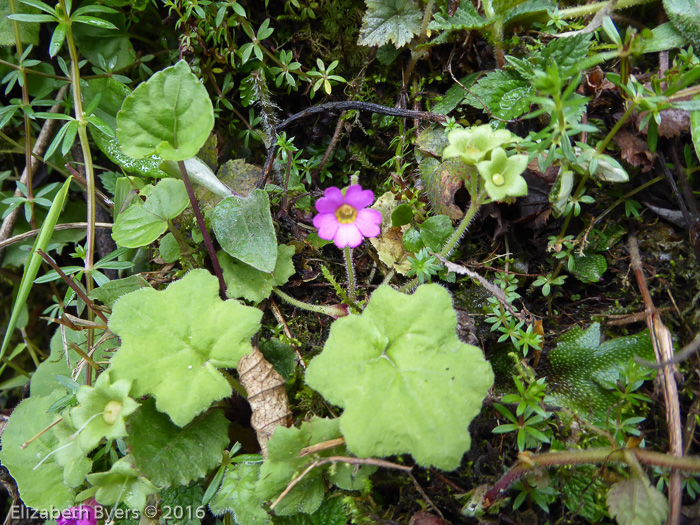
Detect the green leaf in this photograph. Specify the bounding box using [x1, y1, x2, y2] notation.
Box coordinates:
[82, 77, 130, 131]
[111, 178, 189, 248]
[542, 324, 654, 422]
[129, 398, 229, 488]
[463, 70, 532, 121]
[51, 418, 93, 487]
[419, 214, 454, 252]
[571, 252, 607, 283]
[503, 0, 552, 26]
[259, 339, 297, 381]
[428, 2, 486, 32]
[211, 189, 278, 273]
[305, 285, 494, 470]
[159, 232, 181, 263]
[274, 497, 348, 525]
[549, 169, 574, 218]
[538, 33, 592, 76]
[0, 391, 76, 510]
[116, 60, 214, 161]
[402, 227, 423, 253]
[607, 473, 668, 525]
[86, 456, 159, 510]
[72, 10, 134, 69]
[108, 270, 262, 426]
[390, 203, 414, 227]
[0, 177, 71, 361]
[160, 484, 206, 525]
[71, 371, 139, 451]
[691, 95, 700, 162]
[209, 461, 271, 524]
[88, 274, 151, 308]
[663, 0, 700, 48]
[358, 0, 422, 48]
[218, 244, 295, 302]
[257, 418, 374, 516]
[0, 2, 39, 46]
[641, 22, 688, 53]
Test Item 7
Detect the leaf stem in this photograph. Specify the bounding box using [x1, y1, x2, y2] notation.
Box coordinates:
[176, 160, 227, 300]
[272, 287, 348, 318]
[344, 246, 357, 304]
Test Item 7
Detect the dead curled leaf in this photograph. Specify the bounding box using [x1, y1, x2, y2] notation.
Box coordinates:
[613, 129, 655, 172]
[419, 158, 466, 220]
[238, 346, 293, 457]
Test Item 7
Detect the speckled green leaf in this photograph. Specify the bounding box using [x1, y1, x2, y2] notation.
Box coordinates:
[571, 252, 607, 283]
[543, 324, 654, 422]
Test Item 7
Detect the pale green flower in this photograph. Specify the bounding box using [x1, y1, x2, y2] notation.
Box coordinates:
[476, 148, 529, 201]
[443, 125, 519, 166]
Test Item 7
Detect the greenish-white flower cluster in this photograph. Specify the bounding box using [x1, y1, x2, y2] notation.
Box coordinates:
[443, 125, 529, 202]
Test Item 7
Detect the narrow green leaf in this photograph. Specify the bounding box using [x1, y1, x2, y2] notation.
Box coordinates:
[0, 177, 71, 361]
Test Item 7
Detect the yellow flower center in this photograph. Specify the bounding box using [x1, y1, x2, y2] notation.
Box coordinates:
[103, 400, 123, 425]
[335, 204, 357, 224]
[492, 173, 505, 186]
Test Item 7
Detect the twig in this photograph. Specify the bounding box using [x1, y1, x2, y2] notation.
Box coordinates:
[0, 222, 113, 250]
[310, 111, 347, 185]
[635, 334, 700, 369]
[628, 228, 683, 525]
[270, 456, 412, 510]
[258, 102, 447, 188]
[299, 437, 346, 457]
[408, 471, 445, 520]
[36, 249, 109, 324]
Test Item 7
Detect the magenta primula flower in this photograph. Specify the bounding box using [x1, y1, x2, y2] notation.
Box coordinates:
[57, 501, 97, 525]
[313, 185, 382, 248]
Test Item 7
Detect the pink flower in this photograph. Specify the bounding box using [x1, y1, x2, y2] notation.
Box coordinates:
[57, 501, 97, 525]
[313, 185, 382, 248]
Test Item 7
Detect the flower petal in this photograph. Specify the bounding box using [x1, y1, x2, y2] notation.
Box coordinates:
[313, 213, 340, 240]
[344, 184, 374, 209]
[354, 209, 382, 238]
[315, 186, 344, 213]
[334, 224, 363, 248]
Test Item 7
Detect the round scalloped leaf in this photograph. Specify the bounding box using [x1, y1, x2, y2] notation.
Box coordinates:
[0, 391, 76, 510]
[108, 269, 262, 426]
[305, 284, 493, 470]
[116, 60, 214, 161]
[129, 398, 229, 488]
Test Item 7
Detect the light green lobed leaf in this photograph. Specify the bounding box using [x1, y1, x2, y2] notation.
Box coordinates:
[358, 0, 422, 48]
[305, 285, 494, 470]
[209, 462, 271, 524]
[0, 391, 76, 510]
[256, 417, 375, 516]
[86, 456, 159, 511]
[111, 178, 189, 248]
[116, 60, 214, 161]
[218, 244, 295, 302]
[128, 398, 229, 488]
[108, 269, 262, 427]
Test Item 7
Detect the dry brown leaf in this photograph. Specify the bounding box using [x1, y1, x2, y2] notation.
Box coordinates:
[238, 346, 293, 457]
[613, 129, 655, 172]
